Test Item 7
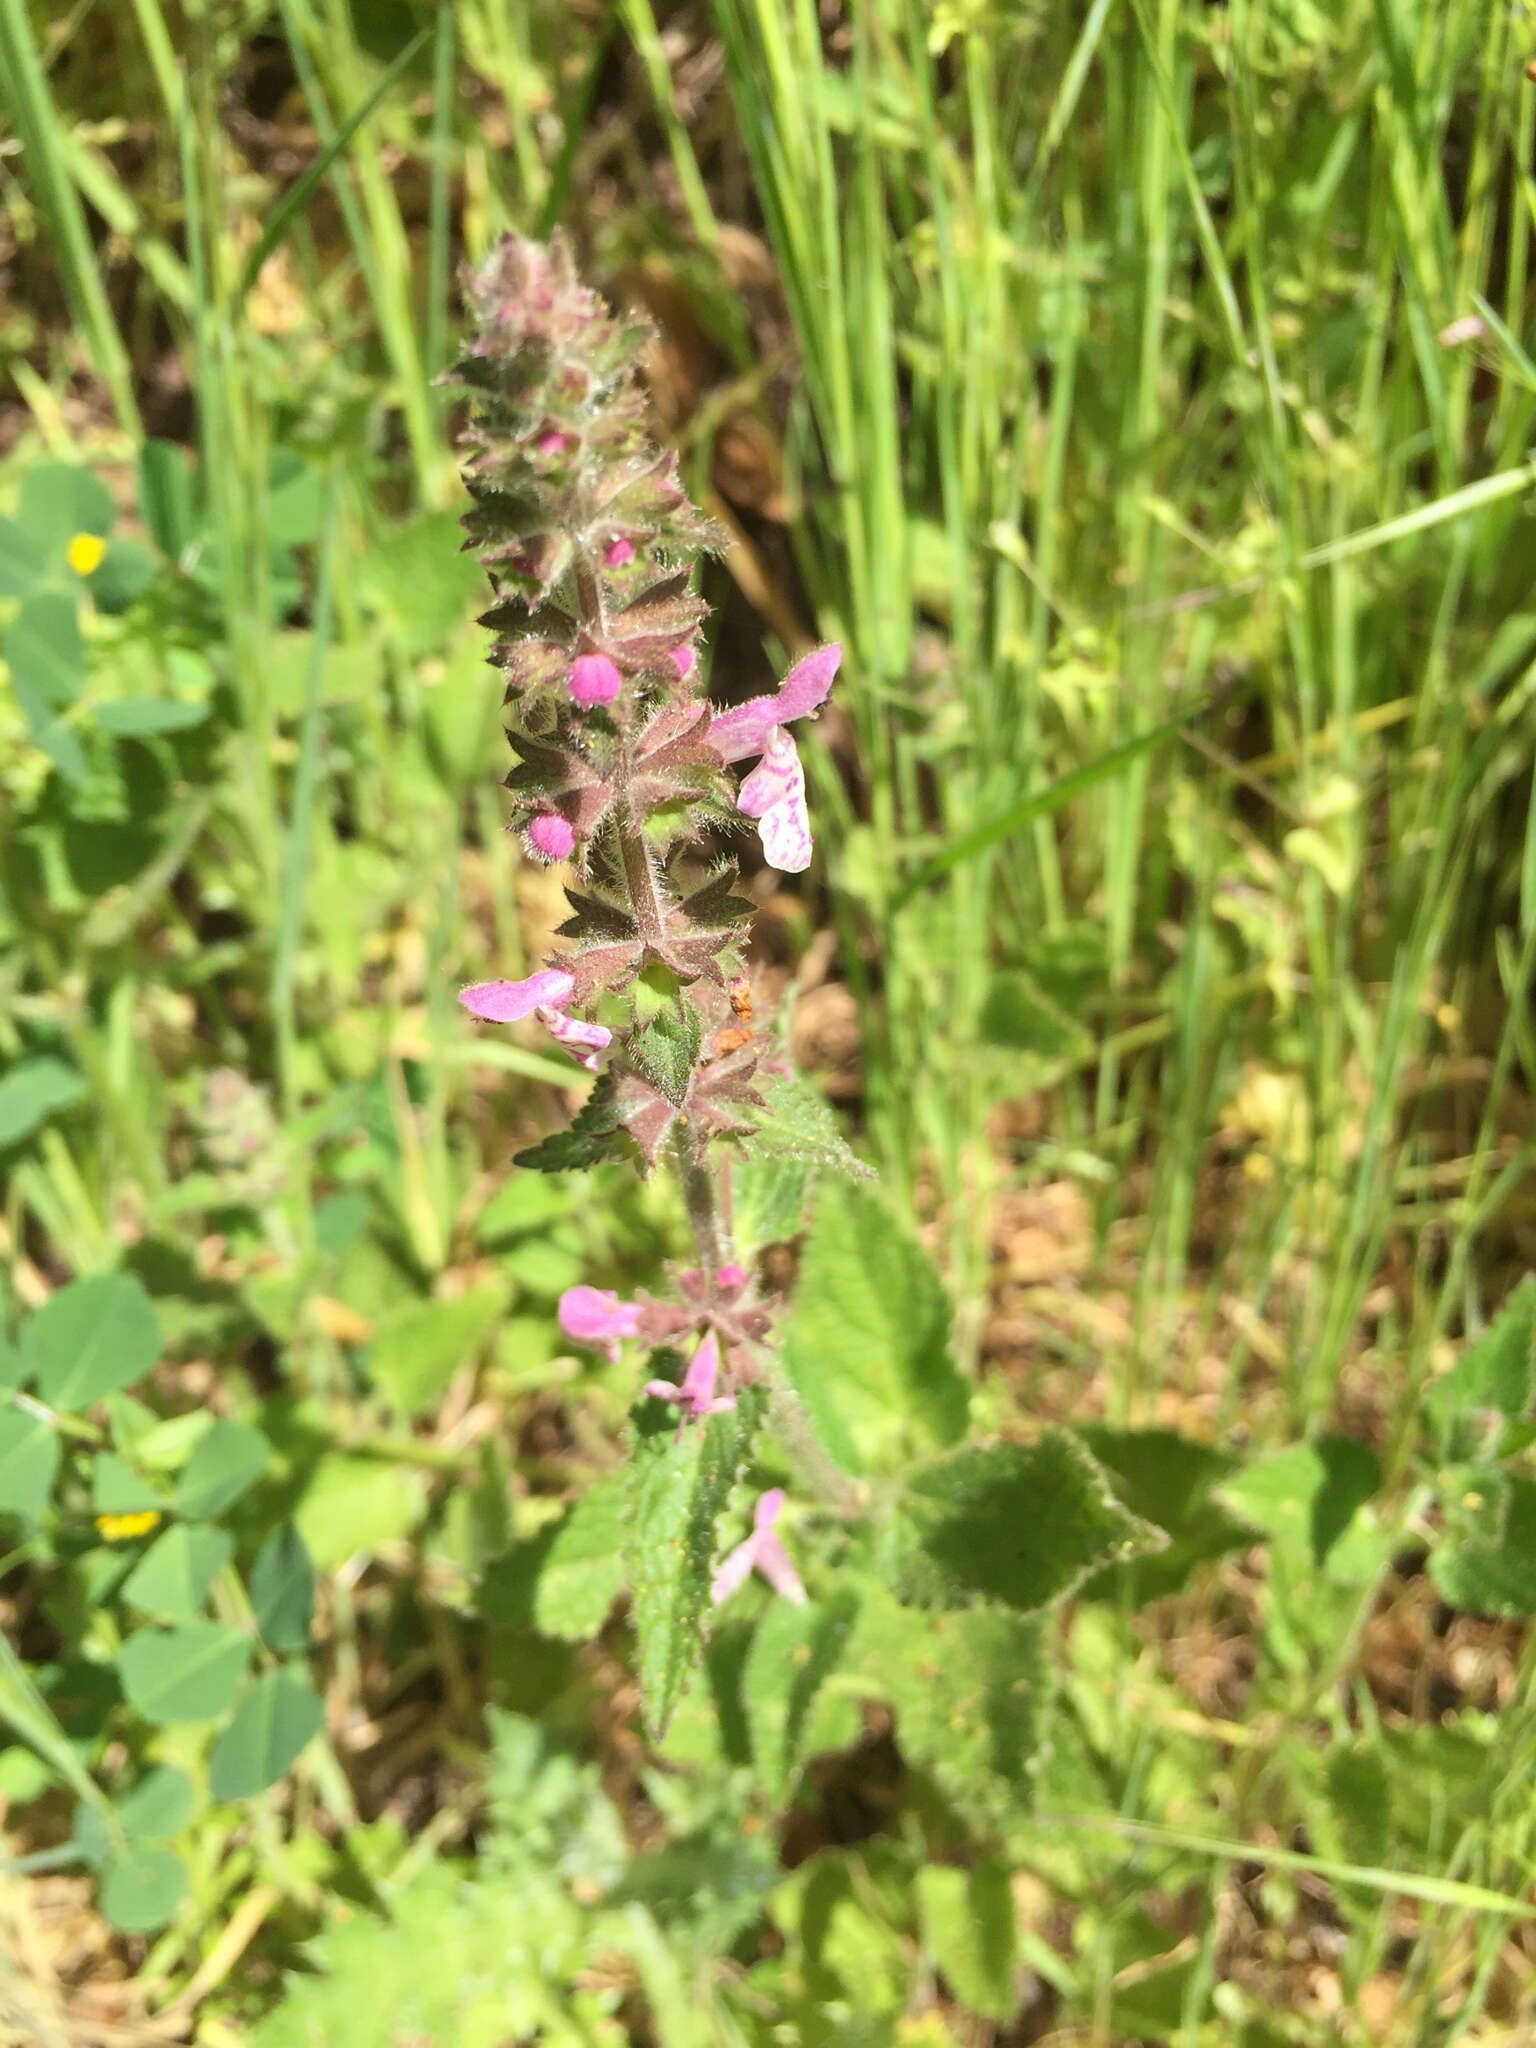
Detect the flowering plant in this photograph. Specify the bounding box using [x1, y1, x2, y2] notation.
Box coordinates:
[450, 237, 1164, 1743]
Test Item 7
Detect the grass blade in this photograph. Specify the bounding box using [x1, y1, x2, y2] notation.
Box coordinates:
[230, 25, 429, 322]
[891, 693, 1221, 908]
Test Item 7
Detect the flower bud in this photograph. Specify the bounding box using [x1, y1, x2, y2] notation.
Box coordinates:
[568, 654, 622, 707]
[604, 536, 635, 567]
[526, 811, 575, 862]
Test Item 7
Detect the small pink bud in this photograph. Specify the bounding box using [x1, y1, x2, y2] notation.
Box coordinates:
[668, 644, 696, 679]
[526, 812, 575, 862]
[568, 654, 622, 708]
[536, 431, 569, 456]
[603, 536, 635, 568]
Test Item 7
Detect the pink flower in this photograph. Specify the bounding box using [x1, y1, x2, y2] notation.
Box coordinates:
[604, 537, 635, 567]
[460, 969, 575, 1022]
[459, 970, 612, 1071]
[536, 431, 570, 456]
[641, 1331, 736, 1423]
[736, 727, 811, 873]
[669, 645, 695, 680]
[569, 654, 622, 708]
[539, 1010, 611, 1070]
[526, 811, 575, 862]
[710, 1489, 806, 1606]
[680, 1264, 748, 1299]
[708, 644, 838, 874]
[559, 1285, 642, 1361]
[708, 643, 841, 763]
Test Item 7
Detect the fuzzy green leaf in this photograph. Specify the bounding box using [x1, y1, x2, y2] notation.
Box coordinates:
[629, 1002, 701, 1107]
[514, 1073, 625, 1172]
[625, 1387, 766, 1738]
[917, 1861, 1018, 2020]
[208, 1668, 325, 1801]
[1429, 1467, 1536, 1618]
[1425, 1277, 1536, 1444]
[740, 1071, 873, 1180]
[887, 1431, 1166, 1613]
[781, 1182, 968, 1474]
[742, 1590, 862, 1798]
[847, 1585, 1046, 1834]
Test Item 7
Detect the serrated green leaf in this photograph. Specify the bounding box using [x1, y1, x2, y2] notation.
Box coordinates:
[888, 1431, 1166, 1613]
[514, 1073, 625, 1172]
[742, 1590, 861, 1797]
[249, 1524, 315, 1652]
[1215, 1436, 1380, 1568]
[630, 1003, 700, 1106]
[1075, 1425, 1254, 1601]
[208, 1668, 325, 1802]
[537, 1471, 629, 1639]
[368, 1283, 507, 1417]
[5, 592, 85, 705]
[740, 1071, 873, 1180]
[626, 1387, 766, 1738]
[21, 1273, 161, 1412]
[781, 1182, 968, 1474]
[917, 1861, 1018, 2020]
[174, 1418, 270, 1518]
[731, 1150, 811, 1256]
[980, 967, 1092, 1059]
[122, 1523, 233, 1621]
[100, 1844, 187, 1932]
[0, 1057, 86, 1148]
[1425, 1277, 1536, 1443]
[0, 1409, 59, 1520]
[476, 1472, 628, 1640]
[116, 1622, 248, 1725]
[1429, 1467, 1536, 1618]
[847, 1585, 1045, 1834]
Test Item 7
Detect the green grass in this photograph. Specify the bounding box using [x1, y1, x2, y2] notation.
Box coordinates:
[1, 0, 1534, 2039]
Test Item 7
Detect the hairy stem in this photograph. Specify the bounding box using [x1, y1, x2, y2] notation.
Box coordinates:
[677, 1117, 727, 1305]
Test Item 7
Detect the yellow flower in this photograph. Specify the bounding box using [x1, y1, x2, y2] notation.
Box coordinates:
[95, 1509, 161, 1542]
[66, 531, 106, 576]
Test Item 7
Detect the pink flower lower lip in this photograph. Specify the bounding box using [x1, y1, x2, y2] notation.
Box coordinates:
[736, 726, 812, 873]
[710, 1488, 806, 1606]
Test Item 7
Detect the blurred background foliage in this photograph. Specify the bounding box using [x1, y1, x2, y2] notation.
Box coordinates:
[2, 0, 1536, 2039]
